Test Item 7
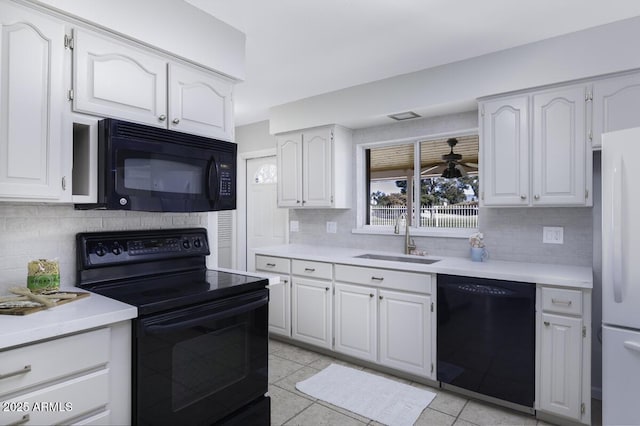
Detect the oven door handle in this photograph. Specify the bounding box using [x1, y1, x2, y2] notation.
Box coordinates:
[144, 295, 268, 335]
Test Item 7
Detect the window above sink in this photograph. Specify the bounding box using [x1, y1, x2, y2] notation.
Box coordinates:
[354, 129, 479, 239]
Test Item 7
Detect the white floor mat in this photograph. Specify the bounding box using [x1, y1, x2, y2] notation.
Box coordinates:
[295, 363, 436, 426]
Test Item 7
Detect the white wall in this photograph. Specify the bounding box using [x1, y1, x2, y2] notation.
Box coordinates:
[235, 120, 276, 153]
[270, 15, 640, 133]
[26, 0, 245, 80]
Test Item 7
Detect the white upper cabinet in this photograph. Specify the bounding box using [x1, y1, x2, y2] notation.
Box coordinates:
[302, 127, 333, 207]
[592, 71, 640, 149]
[168, 63, 233, 140]
[73, 29, 167, 128]
[276, 132, 303, 207]
[480, 95, 530, 206]
[73, 29, 234, 140]
[276, 125, 352, 208]
[532, 86, 588, 206]
[480, 85, 591, 207]
[0, 3, 66, 200]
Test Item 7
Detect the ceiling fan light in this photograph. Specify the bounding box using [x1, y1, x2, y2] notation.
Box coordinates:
[442, 162, 462, 178]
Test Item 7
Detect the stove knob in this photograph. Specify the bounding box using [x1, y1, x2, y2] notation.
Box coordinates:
[112, 244, 123, 255]
[95, 244, 107, 257]
[193, 238, 201, 248]
[182, 240, 191, 249]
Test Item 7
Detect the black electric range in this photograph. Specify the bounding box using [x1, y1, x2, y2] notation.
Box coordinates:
[76, 228, 270, 426]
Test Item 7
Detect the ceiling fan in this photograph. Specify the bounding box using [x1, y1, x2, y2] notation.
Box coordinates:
[421, 137, 478, 178]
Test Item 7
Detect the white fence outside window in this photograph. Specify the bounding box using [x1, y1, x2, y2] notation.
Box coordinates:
[370, 205, 478, 229]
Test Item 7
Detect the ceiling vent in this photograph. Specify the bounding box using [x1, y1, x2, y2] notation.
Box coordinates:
[387, 111, 421, 121]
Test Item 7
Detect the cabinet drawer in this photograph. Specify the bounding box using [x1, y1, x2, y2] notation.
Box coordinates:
[335, 264, 432, 294]
[292, 259, 333, 280]
[0, 328, 110, 397]
[256, 255, 290, 274]
[541, 287, 583, 315]
[0, 369, 109, 426]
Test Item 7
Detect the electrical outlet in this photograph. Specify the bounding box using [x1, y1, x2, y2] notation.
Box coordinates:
[543, 226, 564, 244]
[326, 221, 337, 234]
[290, 221, 299, 232]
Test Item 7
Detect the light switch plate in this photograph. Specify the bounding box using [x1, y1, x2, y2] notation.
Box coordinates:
[543, 226, 564, 244]
[326, 221, 337, 234]
[290, 221, 299, 232]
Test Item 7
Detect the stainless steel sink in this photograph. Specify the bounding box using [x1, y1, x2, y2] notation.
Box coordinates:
[354, 253, 440, 264]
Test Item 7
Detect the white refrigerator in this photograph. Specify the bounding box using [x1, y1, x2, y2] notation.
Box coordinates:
[602, 127, 640, 425]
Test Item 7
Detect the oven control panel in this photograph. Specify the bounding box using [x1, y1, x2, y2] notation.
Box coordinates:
[79, 229, 210, 266]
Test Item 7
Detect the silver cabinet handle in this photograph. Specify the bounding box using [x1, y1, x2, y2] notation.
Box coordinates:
[551, 299, 572, 306]
[61, 176, 67, 191]
[371, 276, 384, 281]
[172, 118, 180, 124]
[544, 321, 550, 326]
[304, 268, 316, 272]
[534, 194, 540, 200]
[379, 295, 383, 300]
[520, 194, 526, 200]
[369, 294, 374, 298]
[0, 365, 31, 380]
[158, 114, 166, 121]
[325, 287, 329, 291]
[8, 414, 30, 426]
[265, 263, 276, 267]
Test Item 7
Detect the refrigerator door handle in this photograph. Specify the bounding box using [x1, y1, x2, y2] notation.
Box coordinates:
[623, 341, 640, 353]
[612, 157, 624, 303]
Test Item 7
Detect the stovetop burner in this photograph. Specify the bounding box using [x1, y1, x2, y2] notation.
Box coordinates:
[76, 228, 269, 315]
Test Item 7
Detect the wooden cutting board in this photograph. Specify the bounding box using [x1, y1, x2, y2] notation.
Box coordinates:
[0, 292, 90, 316]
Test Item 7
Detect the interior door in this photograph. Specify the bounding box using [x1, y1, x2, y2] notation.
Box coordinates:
[246, 156, 287, 272]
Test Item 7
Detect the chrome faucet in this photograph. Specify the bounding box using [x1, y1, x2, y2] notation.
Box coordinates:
[394, 212, 416, 255]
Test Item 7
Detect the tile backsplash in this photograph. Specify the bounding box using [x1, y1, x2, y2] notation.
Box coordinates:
[289, 206, 593, 267]
[0, 204, 206, 293]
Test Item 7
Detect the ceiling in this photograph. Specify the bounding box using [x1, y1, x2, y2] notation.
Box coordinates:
[184, 0, 640, 128]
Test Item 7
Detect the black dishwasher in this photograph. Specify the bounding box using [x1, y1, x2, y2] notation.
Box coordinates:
[437, 274, 535, 408]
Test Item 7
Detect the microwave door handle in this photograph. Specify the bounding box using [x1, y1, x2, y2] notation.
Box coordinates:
[207, 159, 220, 203]
[145, 295, 268, 335]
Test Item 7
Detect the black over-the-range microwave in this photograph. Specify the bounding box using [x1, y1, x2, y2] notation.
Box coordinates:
[76, 119, 237, 213]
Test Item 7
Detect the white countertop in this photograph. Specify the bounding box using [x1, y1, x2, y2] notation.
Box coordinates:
[0, 287, 137, 351]
[253, 244, 593, 289]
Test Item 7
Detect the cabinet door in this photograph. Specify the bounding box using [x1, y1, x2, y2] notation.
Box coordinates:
[593, 72, 640, 149]
[73, 29, 167, 127]
[532, 86, 588, 205]
[267, 275, 291, 337]
[480, 96, 530, 206]
[334, 283, 377, 362]
[276, 133, 303, 207]
[379, 289, 431, 377]
[168, 63, 233, 140]
[539, 313, 582, 420]
[302, 127, 333, 207]
[0, 4, 65, 200]
[291, 277, 332, 349]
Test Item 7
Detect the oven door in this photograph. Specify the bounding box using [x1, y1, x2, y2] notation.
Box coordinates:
[134, 289, 269, 426]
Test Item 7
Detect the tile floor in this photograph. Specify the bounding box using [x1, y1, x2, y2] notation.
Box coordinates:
[268, 338, 602, 426]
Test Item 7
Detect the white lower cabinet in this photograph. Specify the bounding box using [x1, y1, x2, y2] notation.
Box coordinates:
[379, 289, 432, 377]
[292, 276, 333, 349]
[334, 264, 435, 378]
[255, 255, 292, 338]
[0, 328, 113, 425]
[334, 282, 377, 362]
[537, 286, 590, 424]
[268, 274, 291, 337]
